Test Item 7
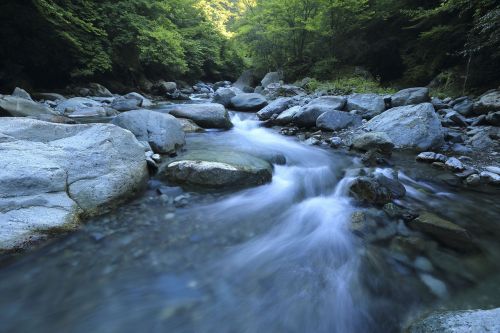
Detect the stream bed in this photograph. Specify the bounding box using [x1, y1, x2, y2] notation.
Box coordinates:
[1, 112, 499, 333]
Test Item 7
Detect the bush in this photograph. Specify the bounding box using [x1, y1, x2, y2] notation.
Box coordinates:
[305, 77, 396, 95]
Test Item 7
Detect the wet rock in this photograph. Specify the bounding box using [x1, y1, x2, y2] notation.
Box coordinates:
[464, 174, 481, 186]
[467, 130, 494, 149]
[261, 83, 306, 99]
[444, 157, 465, 171]
[485, 166, 500, 175]
[416, 152, 448, 163]
[363, 103, 444, 151]
[349, 174, 405, 205]
[257, 97, 298, 120]
[346, 93, 386, 119]
[0, 96, 56, 117]
[431, 97, 448, 110]
[234, 69, 257, 90]
[407, 212, 476, 251]
[112, 110, 185, 154]
[304, 137, 320, 146]
[0, 118, 148, 250]
[230, 93, 268, 111]
[158, 103, 232, 129]
[480, 171, 500, 185]
[391, 87, 430, 107]
[351, 132, 394, 155]
[473, 90, 500, 114]
[178, 118, 204, 133]
[161, 150, 272, 189]
[316, 110, 362, 131]
[328, 136, 343, 148]
[407, 308, 500, 333]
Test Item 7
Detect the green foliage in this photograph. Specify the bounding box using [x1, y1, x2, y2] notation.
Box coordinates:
[305, 77, 396, 95]
[0, 0, 244, 88]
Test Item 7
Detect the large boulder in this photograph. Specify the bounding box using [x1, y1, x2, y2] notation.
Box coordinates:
[257, 97, 299, 120]
[157, 103, 232, 129]
[474, 90, 500, 114]
[391, 87, 430, 107]
[55, 97, 101, 114]
[363, 103, 444, 151]
[261, 83, 306, 99]
[88, 83, 113, 97]
[12, 87, 33, 101]
[111, 110, 185, 154]
[261, 71, 282, 88]
[346, 93, 386, 119]
[0, 96, 56, 117]
[349, 174, 405, 205]
[234, 70, 257, 90]
[0, 118, 148, 250]
[407, 308, 500, 333]
[212, 87, 241, 107]
[153, 81, 177, 95]
[160, 150, 272, 189]
[123, 92, 152, 108]
[316, 110, 362, 131]
[275, 106, 301, 125]
[230, 93, 268, 111]
[293, 96, 347, 127]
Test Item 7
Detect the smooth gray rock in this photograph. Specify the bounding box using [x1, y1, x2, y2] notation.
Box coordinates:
[212, 87, 241, 107]
[178, 118, 204, 133]
[416, 152, 448, 163]
[261, 83, 306, 99]
[88, 83, 113, 97]
[12, 87, 33, 101]
[349, 175, 404, 205]
[309, 96, 346, 110]
[112, 110, 185, 154]
[124, 92, 152, 107]
[316, 110, 362, 131]
[453, 98, 474, 116]
[230, 93, 268, 111]
[351, 132, 394, 155]
[234, 70, 257, 90]
[154, 81, 177, 94]
[257, 97, 297, 120]
[161, 150, 272, 189]
[363, 103, 444, 151]
[275, 106, 301, 125]
[0, 118, 148, 250]
[486, 111, 500, 126]
[0, 96, 56, 117]
[346, 93, 386, 118]
[55, 97, 101, 114]
[391, 87, 430, 107]
[111, 97, 142, 112]
[293, 96, 346, 127]
[407, 308, 500, 333]
[474, 90, 500, 114]
[158, 103, 232, 129]
[445, 157, 465, 171]
[261, 72, 282, 88]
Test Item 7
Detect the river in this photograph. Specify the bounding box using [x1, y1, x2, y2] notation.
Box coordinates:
[1, 110, 499, 333]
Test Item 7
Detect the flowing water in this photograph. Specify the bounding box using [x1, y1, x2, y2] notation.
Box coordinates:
[1, 110, 499, 333]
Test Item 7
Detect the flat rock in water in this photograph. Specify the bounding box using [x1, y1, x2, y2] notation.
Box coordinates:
[0, 118, 148, 250]
[161, 150, 273, 189]
[363, 103, 444, 151]
[408, 212, 476, 251]
[407, 308, 500, 333]
[112, 109, 185, 154]
[157, 103, 232, 129]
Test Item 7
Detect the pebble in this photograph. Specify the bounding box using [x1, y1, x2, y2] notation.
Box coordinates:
[445, 157, 465, 171]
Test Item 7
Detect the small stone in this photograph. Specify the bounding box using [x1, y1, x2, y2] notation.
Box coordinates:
[152, 154, 161, 162]
[164, 213, 175, 220]
[485, 166, 500, 175]
[328, 137, 343, 148]
[464, 174, 481, 186]
[304, 137, 320, 146]
[445, 157, 465, 171]
[416, 152, 448, 163]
